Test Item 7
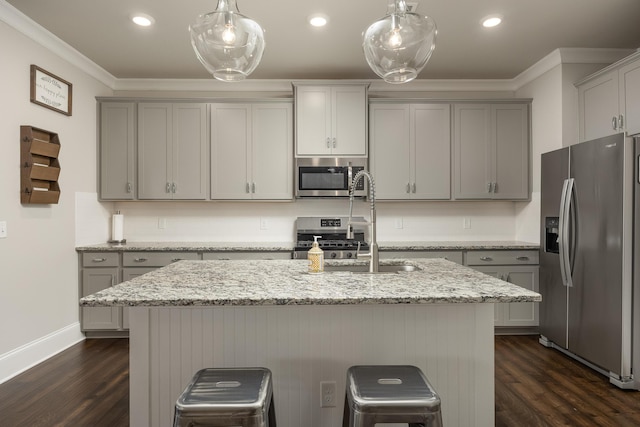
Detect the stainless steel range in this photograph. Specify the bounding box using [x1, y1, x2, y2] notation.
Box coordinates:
[293, 216, 369, 260]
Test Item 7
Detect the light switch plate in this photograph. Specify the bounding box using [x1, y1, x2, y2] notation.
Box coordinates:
[0, 221, 7, 238]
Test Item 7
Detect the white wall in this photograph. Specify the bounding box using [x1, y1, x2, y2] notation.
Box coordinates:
[113, 200, 518, 243]
[0, 17, 113, 382]
[513, 60, 613, 243]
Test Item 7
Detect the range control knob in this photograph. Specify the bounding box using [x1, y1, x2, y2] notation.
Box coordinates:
[346, 252, 353, 259]
[330, 252, 337, 259]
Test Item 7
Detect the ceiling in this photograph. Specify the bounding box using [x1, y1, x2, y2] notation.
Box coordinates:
[7, 0, 640, 81]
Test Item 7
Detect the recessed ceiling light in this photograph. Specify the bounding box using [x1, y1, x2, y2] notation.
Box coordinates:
[481, 14, 503, 28]
[132, 14, 155, 27]
[308, 14, 329, 27]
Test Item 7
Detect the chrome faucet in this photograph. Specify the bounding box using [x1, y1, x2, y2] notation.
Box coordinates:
[347, 170, 379, 273]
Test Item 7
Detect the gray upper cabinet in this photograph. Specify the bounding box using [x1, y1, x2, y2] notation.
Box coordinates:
[294, 84, 367, 157]
[578, 69, 620, 142]
[99, 102, 135, 200]
[370, 102, 450, 200]
[138, 103, 208, 199]
[453, 103, 530, 200]
[618, 57, 640, 136]
[210, 102, 293, 200]
[578, 52, 640, 141]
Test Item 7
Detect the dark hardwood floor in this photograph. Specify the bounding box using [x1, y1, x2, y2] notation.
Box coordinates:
[0, 335, 638, 426]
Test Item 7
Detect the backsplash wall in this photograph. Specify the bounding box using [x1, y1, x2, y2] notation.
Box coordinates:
[101, 199, 522, 243]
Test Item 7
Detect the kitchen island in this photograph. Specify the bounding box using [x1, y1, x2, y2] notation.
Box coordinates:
[80, 258, 541, 427]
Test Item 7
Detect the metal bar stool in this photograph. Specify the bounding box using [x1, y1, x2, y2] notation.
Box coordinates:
[173, 367, 276, 427]
[342, 365, 443, 427]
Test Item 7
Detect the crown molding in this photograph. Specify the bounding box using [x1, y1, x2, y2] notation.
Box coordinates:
[0, 0, 116, 88]
[511, 47, 636, 90]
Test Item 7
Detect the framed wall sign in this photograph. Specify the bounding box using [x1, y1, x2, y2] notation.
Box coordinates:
[30, 65, 73, 116]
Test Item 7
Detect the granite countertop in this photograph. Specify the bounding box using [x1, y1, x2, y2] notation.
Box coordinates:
[75, 240, 539, 252]
[80, 258, 542, 307]
[75, 241, 296, 252]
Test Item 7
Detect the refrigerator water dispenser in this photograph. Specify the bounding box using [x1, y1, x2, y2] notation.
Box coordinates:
[545, 217, 559, 253]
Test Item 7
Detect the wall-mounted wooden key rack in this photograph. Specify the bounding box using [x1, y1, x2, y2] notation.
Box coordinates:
[20, 126, 61, 204]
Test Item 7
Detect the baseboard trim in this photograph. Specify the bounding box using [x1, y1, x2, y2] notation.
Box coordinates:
[0, 323, 85, 384]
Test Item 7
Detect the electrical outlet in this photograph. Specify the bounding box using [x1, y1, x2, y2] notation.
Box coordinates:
[260, 218, 269, 230]
[463, 217, 471, 229]
[0, 221, 6, 238]
[320, 381, 337, 408]
[394, 217, 403, 229]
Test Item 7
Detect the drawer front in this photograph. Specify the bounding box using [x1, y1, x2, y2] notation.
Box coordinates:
[82, 252, 119, 267]
[122, 251, 200, 267]
[203, 251, 293, 260]
[379, 251, 464, 265]
[466, 250, 539, 266]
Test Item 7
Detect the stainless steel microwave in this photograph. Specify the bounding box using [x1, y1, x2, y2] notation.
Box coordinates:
[295, 158, 367, 198]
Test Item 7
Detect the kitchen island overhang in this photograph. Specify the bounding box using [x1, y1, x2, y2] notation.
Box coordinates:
[81, 258, 541, 427]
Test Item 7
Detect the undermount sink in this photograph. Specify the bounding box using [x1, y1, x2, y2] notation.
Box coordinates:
[323, 264, 421, 274]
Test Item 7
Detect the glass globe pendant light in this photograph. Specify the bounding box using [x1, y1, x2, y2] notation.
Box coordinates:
[189, 0, 265, 82]
[363, 0, 437, 84]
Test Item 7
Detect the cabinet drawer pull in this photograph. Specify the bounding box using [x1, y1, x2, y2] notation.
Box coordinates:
[480, 256, 493, 261]
[133, 257, 148, 262]
[171, 258, 183, 262]
[516, 256, 530, 261]
[92, 258, 107, 263]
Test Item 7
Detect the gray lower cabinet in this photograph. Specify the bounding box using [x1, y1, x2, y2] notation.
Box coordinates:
[79, 250, 291, 334]
[121, 267, 156, 329]
[80, 253, 121, 332]
[466, 250, 539, 328]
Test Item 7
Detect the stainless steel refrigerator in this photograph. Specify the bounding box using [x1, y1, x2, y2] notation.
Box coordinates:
[539, 133, 639, 390]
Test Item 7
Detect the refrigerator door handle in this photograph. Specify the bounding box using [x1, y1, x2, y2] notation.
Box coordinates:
[562, 178, 575, 288]
[558, 179, 569, 286]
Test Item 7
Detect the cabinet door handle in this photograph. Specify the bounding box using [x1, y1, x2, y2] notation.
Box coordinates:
[172, 182, 177, 193]
[251, 182, 256, 193]
[332, 137, 336, 148]
[619, 114, 624, 130]
[92, 258, 107, 263]
[326, 137, 331, 148]
[493, 182, 497, 193]
[612, 116, 618, 130]
[133, 257, 148, 263]
[126, 182, 132, 193]
[487, 182, 492, 193]
[504, 273, 510, 282]
[412, 183, 416, 193]
[406, 183, 411, 193]
[166, 182, 171, 193]
[246, 183, 250, 193]
[480, 256, 493, 261]
[516, 256, 530, 261]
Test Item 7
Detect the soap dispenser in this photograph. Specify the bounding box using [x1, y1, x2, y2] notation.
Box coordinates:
[308, 235, 324, 274]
